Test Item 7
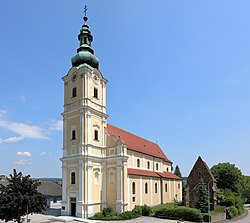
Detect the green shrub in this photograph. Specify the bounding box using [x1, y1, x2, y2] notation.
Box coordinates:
[89, 211, 103, 220]
[237, 205, 244, 215]
[212, 205, 226, 214]
[120, 211, 134, 220]
[132, 205, 142, 217]
[154, 206, 203, 222]
[227, 206, 238, 219]
[102, 206, 113, 217]
[141, 204, 151, 216]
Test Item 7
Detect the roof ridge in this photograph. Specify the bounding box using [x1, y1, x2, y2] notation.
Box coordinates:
[107, 123, 159, 147]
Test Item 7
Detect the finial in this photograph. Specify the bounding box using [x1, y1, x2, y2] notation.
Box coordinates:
[83, 4, 88, 24]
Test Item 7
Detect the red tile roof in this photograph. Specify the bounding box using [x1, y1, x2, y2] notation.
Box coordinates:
[127, 168, 160, 178]
[128, 168, 181, 180]
[156, 171, 181, 180]
[107, 124, 172, 163]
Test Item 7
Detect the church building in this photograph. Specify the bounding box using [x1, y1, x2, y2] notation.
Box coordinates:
[61, 9, 182, 218]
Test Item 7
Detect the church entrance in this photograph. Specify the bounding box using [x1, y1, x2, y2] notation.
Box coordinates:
[70, 198, 76, 216]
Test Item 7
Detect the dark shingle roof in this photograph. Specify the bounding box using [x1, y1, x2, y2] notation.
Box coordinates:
[37, 181, 62, 197]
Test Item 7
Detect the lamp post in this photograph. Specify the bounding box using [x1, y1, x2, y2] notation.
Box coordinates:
[207, 179, 213, 223]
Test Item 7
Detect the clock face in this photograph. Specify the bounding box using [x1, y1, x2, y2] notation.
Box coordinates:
[92, 74, 100, 84]
[71, 72, 78, 82]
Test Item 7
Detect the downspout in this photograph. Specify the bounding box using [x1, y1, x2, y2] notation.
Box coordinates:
[160, 177, 163, 204]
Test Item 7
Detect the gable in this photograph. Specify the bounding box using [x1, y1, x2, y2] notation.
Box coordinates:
[187, 156, 216, 187]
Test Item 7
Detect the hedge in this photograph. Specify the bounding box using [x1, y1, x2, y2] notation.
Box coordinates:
[89, 204, 152, 221]
[154, 206, 203, 222]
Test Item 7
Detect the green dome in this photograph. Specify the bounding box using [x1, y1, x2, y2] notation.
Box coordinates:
[71, 50, 99, 69]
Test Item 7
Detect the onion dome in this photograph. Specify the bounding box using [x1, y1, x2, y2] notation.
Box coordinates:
[71, 9, 99, 69]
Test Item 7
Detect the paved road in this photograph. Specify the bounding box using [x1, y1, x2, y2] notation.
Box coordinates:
[231, 207, 250, 223]
[0, 207, 249, 223]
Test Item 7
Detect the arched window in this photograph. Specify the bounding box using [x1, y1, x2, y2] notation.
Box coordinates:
[132, 182, 136, 202]
[156, 163, 159, 170]
[165, 183, 168, 192]
[155, 183, 158, 193]
[132, 182, 136, 195]
[71, 172, 76, 184]
[71, 129, 76, 140]
[94, 88, 98, 99]
[72, 87, 77, 98]
[137, 159, 140, 168]
[94, 130, 98, 141]
[147, 161, 150, 169]
[167, 167, 169, 172]
[145, 182, 148, 194]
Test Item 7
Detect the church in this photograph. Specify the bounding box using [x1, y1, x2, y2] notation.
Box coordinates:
[60, 9, 182, 218]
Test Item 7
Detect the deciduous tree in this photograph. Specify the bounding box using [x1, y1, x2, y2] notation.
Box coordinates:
[211, 163, 244, 195]
[0, 169, 46, 223]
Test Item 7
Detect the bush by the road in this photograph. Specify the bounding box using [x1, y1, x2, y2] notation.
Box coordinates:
[154, 206, 203, 222]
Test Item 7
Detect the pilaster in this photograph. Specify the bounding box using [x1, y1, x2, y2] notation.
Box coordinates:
[101, 161, 107, 208]
[87, 161, 93, 216]
[116, 161, 123, 213]
[61, 161, 67, 215]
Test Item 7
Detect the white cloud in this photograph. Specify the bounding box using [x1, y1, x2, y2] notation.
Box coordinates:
[17, 151, 32, 157]
[49, 120, 63, 131]
[14, 159, 31, 165]
[0, 135, 24, 143]
[0, 119, 48, 139]
[0, 110, 7, 117]
[39, 151, 52, 156]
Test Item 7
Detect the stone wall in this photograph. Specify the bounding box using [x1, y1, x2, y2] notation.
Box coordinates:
[211, 212, 226, 223]
[186, 157, 217, 210]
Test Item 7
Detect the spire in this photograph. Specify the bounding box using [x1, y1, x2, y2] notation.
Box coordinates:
[71, 4, 99, 69]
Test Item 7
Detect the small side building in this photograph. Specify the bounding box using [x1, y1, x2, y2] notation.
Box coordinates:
[185, 156, 217, 210]
[37, 181, 62, 209]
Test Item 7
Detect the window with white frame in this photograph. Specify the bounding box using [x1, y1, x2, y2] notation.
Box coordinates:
[71, 172, 76, 184]
[94, 130, 99, 141]
[71, 125, 76, 140]
[145, 182, 148, 194]
[132, 182, 136, 202]
[93, 125, 100, 141]
[137, 159, 140, 168]
[155, 183, 158, 193]
[156, 163, 159, 170]
[147, 161, 150, 169]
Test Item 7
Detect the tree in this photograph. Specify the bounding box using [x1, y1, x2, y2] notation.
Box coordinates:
[242, 176, 250, 203]
[174, 165, 182, 178]
[0, 169, 46, 223]
[211, 163, 244, 195]
[195, 179, 209, 213]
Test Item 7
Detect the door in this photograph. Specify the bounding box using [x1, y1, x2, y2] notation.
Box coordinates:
[71, 203, 76, 216]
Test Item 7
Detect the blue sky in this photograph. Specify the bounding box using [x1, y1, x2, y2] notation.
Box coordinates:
[0, 1, 249, 177]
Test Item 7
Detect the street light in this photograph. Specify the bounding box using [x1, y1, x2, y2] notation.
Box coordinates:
[207, 179, 213, 223]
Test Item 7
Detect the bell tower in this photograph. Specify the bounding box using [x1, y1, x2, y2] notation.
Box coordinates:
[61, 6, 108, 218]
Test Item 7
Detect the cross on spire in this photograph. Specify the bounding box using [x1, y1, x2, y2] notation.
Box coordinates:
[83, 4, 88, 24]
[83, 5, 88, 17]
